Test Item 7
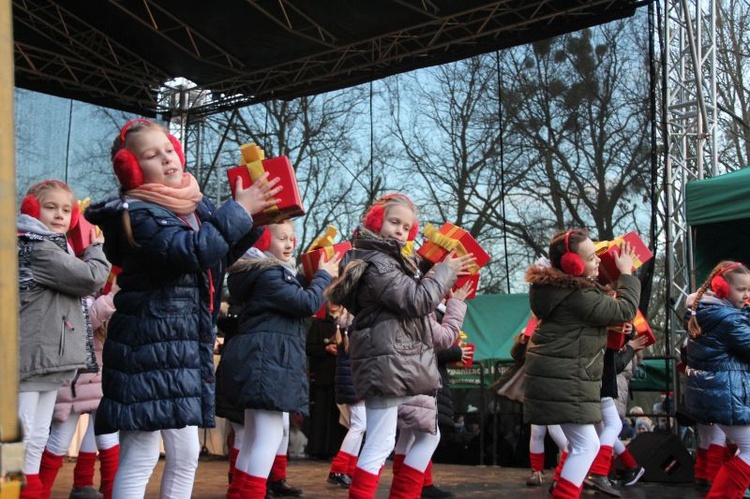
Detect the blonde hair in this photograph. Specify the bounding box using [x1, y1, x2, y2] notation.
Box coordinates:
[688, 261, 750, 338]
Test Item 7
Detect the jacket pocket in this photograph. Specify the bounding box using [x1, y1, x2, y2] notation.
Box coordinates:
[148, 297, 196, 318]
[59, 315, 75, 356]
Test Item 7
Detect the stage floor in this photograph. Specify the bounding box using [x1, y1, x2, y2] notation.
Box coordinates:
[49, 455, 709, 498]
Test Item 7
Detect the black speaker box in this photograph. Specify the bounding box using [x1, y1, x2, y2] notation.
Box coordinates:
[626, 432, 694, 483]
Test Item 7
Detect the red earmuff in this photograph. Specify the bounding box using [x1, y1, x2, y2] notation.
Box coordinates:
[711, 262, 742, 299]
[253, 227, 271, 252]
[112, 119, 186, 190]
[20, 181, 80, 230]
[560, 230, 585, 276]
[363, 195, 419, 241]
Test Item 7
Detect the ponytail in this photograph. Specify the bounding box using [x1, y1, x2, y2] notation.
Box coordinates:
[120, 193, 140, 248]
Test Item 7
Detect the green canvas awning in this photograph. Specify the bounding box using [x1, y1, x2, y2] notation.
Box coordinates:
[463, 293, 531, 362]
[686, 168, 750, 283]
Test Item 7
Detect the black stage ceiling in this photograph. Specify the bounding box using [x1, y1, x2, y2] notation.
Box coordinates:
[13, 0, 649, 118]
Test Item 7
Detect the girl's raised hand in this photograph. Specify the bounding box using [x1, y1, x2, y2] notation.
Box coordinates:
[234, 173, 283, 216]
[450, 280, 474, 302]
[443, 250, 476, 275]
[317, 252, 342, 278]
[614, 241, 635, 276]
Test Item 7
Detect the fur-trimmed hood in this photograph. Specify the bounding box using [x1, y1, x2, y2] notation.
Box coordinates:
[525, 263, 598, 321]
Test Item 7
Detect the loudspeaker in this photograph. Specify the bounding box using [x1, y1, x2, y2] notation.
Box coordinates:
[626, 432, 694, 483]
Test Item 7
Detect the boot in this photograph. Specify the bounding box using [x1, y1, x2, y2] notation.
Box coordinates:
[589, 445, 614, 477]
[73, 451, 98, 489]
[530, 452, 545, 473]
[330, 450, 353, 475]
[695, 447, 710, 488]
[392, 453, 405, 478]
[707, 444, 727, 483]
[389, 463, 424, 499]
[39, 449, 65, 498]
[98, 444, 119, 499]
[551, 477, 581, 499]
[21, 474, 43, 499]
[227, 469, 267, 499]
[228, 447, 239, 484]
[349, 467, 380, 499]
[347, 453, 358, 478]
[707, 455, 750, 499]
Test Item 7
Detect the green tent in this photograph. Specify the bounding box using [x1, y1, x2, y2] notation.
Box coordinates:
[686, 168, 750, 282]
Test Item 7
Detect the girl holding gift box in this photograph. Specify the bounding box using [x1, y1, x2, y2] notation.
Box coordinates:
[326, 193, 475, 499]
[220, 220, 339, 498]
[684, 261, 750, 498]
[523, 229, 639, 499]
[17, 180, 111, 499]
[84, 119, 280, 499]
[39, 286, 120, 499]
[393, 281, 473, 499]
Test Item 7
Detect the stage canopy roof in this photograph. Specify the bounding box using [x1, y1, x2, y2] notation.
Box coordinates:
[14, 0, 647, 118]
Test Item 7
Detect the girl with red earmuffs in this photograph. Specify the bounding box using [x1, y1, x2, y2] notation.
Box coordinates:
[684, 261, 750, 499]
[326, 193, 475, 499]
[523, 230, 640, 499]
[219, 220, 340, 498]
[17, 180, 111, 499]
[83, 119, 281, 499]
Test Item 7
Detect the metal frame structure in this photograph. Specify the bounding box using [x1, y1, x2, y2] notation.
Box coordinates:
[662, 0, 717, 407]
[13, 0, 646, 118]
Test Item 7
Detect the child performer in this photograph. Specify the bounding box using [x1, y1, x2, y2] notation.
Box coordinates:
[523, 229, 640, 499]
[85, 118, 280, 499]
[327, 307, 366, 489]
[39, 286, 120, 499]
[392, 281, 473, 499]
[326, 193, 474, 499]
[17, 180, 111, 498]
[684, 261, 750, 498]
[220, 221, 339, 498]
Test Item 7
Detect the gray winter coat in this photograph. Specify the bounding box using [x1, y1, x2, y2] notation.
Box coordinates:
[327, 230, 457, 400]
[17, 215, 111, 384]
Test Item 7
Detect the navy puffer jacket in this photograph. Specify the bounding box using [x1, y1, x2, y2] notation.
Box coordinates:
[335, 342, 358, 405]
[85, 197, 259, 433]
[685, 294, 750, 425]
[218, 254, 333, 415]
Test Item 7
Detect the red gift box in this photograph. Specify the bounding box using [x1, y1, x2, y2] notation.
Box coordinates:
[226, 143, 305, 226]
[451, 342, 475, 368]
[300, 226, 352, 280]
[417, 222, 490, 274]
[522, 315, 540, 338]
[67, 199, 101, 256]
[595, 231, 653, 285]
[301, 242, 352, 280]
[101, 265, 122, 295]
[607, 309, 656, 349]
[452, 273, 480, 300]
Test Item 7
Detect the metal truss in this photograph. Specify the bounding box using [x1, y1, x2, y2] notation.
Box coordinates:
[13, 0, 647, 118]
[662, 0, 716, 403]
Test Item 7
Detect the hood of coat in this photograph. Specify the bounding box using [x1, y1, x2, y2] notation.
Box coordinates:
[326, 228, 419, 313]
[525, 263, 598, 320]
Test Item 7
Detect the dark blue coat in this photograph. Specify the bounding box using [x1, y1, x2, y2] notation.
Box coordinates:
[685, 295, 750, 426]
[218, 256, 332, 415]
[334, 343, 358, 405]
[85, 197, 259, 433]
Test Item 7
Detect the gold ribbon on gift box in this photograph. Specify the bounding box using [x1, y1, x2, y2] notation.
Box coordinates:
[595, 236, 645, 268]
[307, 226, 338, 252]
[240, 143, 279, 214]
[422, 223, 479, 274]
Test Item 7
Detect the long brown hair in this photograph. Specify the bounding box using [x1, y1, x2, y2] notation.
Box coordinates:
[688, 261, 750, 338]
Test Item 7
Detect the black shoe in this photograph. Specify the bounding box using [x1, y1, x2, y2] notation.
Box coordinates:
[548, 480, 556, 494]
[327, 472, 352, 488]
[584, 474, 621, 497]
[420, 484, 455, 498]
[268, 479, 303, 497]
[621, 465, 645, 487]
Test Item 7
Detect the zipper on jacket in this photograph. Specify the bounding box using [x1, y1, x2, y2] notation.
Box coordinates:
[59, 315, 74, 356]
